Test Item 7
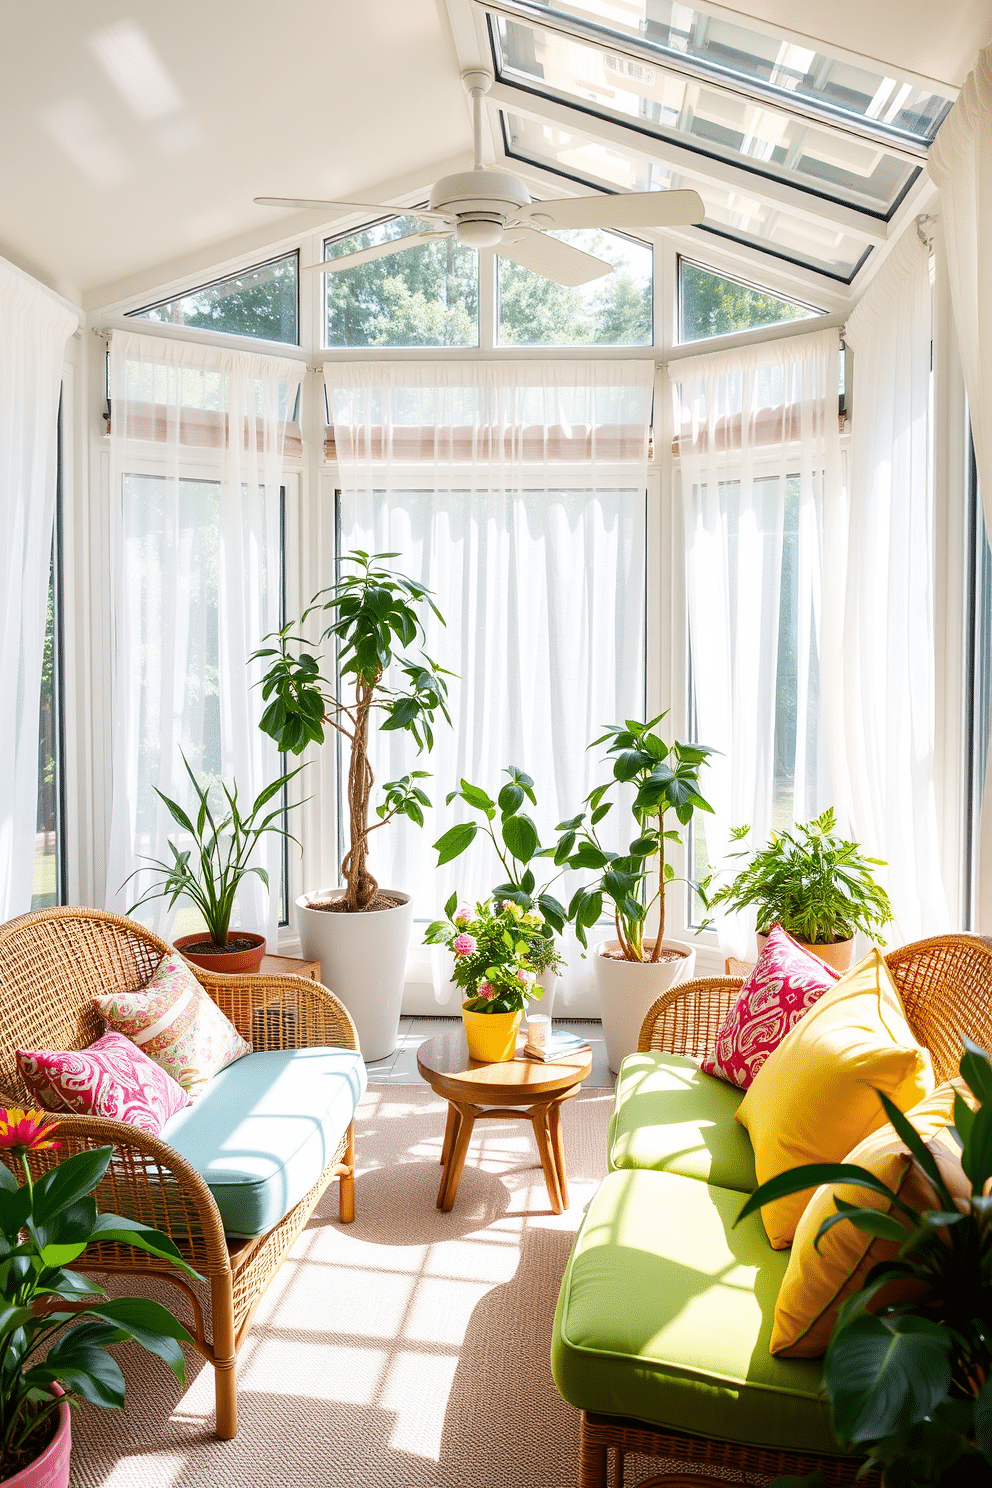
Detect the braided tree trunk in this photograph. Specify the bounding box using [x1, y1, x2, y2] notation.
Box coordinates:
[341, 674, 380, 911]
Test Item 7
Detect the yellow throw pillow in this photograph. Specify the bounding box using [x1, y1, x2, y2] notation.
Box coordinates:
[735, 948, 933, 1249]
[771, 1079, 970, 1357]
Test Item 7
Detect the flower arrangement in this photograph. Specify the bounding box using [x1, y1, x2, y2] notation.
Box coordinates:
[0, 1109, 200, 1480]
[425, 897, 557, 1014]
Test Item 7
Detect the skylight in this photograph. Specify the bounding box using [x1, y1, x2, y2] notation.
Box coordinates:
[492, 16, 922, 219]
[489, 1, 952, 146]
[502, 112, 872, 281]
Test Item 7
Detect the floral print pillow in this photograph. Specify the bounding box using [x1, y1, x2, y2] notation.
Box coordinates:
[18, 1030, 189, 1135]
[700, 924, 841, 1089]
[93, 953, 251, 1098]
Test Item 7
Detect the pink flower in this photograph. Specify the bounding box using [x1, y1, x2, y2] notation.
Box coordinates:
[452, 933, 476, 957]
[454, 905, 472, 925]
[478, 980, 495, 1000]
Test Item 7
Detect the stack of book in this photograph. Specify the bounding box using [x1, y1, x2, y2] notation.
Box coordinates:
[521, 1028, 592, 1063]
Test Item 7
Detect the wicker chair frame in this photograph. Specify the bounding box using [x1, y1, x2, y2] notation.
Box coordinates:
[573, 933, 992, 1488]
[0, 906, 362, 1440]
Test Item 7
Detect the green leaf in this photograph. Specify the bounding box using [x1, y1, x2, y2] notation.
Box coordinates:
[502, 814, 539, 864]
[32, 1148, 113, 1226]
[823, 1313, 952, 1444]
[87, 1213, 202, 1278]
[498, 782, 525, 816]
[961, 1098, 992, 1194]
[960, 1037, 992, 1105]
[459, 781, 496, 815]
[736, 1163, 906, 1227]
[434, 822, 478, 866]
[974, 1375, 992, 1463]
[88, 1298, 193, 1385]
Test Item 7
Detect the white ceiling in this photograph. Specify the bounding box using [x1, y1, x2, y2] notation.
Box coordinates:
[0, 0, 470, 303]
[0, 0, 988, 309]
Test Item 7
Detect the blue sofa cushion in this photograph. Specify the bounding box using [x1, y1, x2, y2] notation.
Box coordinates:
[161, 1047, 366, 1238]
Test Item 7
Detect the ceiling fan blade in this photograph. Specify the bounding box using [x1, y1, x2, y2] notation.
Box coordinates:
[254, 196, 451, 222]
[308, 232, 455, 273]
[498, 228, 613, 287]
[520, 189, 705, 232]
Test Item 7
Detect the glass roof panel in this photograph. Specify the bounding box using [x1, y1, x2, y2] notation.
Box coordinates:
[494, 15, 921, 218]
[503, 111, 872, 281]
[491, 2, 952, 146]
[130, 252, 298, 343]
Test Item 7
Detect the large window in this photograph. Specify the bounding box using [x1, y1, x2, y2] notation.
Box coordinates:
[498, 227, 652, 345]
[679, 259, 818, 341]
[324, 215, 479, 348]
[32, 394, 65, 910]
[130, 252, 299, 344]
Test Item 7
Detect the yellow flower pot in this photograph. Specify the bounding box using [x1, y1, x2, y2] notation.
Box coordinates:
[461, 1004, 523, 1063]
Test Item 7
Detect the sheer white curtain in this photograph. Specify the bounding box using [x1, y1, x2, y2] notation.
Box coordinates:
[673, 326, 842, 955]
[831, 229, 948, 941]
[325, 359, 652, 1008]
[0, 258, 77, 919]
[929, 45, 992, 926]
[106, 331, 303, 946]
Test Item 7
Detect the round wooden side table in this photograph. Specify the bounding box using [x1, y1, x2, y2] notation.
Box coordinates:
[417, 1030, 592, 1215]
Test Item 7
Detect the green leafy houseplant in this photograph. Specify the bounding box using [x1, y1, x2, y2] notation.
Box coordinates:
[424, 897, 550, 1014]
[433, 766, 568, 957]
[554, 716, 714, 962]
[704, 808, 893, 947]
[743, 1038, 992, 1488]
[125, 751, 303, 949]
[0, 1107, 199, 1480]
[252, 550, 452, 912]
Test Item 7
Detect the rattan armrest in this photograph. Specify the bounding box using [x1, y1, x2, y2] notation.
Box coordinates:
[2, 1108, 232, 1276]
[637, 976, 744, 1059]
[188, 969, 361, 1054]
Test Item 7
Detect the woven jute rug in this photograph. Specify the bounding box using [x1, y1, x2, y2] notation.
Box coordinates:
[67, 1084, 615, 1488]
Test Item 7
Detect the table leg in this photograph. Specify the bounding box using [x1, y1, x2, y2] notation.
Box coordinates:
[531, 1105, 564, 1214]
[548, 1098, 569, 1210]
[438, 1102, 478, 1213]
[440, 1102, 458, 1167]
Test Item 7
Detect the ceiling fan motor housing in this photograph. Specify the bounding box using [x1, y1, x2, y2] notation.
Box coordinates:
[430, 168, 532, 248]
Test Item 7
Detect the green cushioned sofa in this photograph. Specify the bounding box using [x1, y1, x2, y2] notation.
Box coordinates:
[551, 935, 992, 1488]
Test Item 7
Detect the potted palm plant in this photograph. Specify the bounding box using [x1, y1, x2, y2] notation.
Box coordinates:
[0, 1107, 200, 1488]
[126, 752, 304, 974]
[749, 1038, 992, 1488]
[253, 550, 452, 1060]
[554, 715, 714, 1072]
[433, 766, 566, 1013]
[704, 809, 893, 971]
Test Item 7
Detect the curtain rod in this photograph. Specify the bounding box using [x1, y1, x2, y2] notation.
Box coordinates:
[662, 310, 847, 368]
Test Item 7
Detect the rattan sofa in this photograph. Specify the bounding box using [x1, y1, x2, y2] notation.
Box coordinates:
[0, 906, 362, 1440]
[552, 933, 992, 1488]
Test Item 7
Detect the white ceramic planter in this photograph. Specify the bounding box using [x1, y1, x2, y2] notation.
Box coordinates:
[295, 888, 413, 1062]
[593, 938, 697, 1073]
[526, 966, 558, 1021]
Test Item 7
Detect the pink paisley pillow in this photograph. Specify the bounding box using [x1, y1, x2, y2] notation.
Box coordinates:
[17, 1030, 189, 1135]
[700, 924, 841, 1089]
[93, 952, 250, 1098]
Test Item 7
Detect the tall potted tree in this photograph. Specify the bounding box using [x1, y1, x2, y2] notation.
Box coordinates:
[253, 550, 452, 1059]
[555, 715, 714, 1072]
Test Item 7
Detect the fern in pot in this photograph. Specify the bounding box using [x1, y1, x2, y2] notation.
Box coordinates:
[552, 715, 714, 1073]
[704, 808, 893, 972]
[252, 550, 452, 1060]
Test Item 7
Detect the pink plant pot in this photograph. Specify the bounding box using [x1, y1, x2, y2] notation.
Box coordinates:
[1, 1385, 71, 1488]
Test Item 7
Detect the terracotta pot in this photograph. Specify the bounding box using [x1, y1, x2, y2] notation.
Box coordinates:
[593, 938, 697, 1073]
[173, 931, 266, 976]
[756, 930, 855, 973]
[2, 1384, 71, 1488]
[462, 1004, 523, 1063]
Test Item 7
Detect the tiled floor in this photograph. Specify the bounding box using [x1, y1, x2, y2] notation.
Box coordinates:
[366, 1016, 615, 1089]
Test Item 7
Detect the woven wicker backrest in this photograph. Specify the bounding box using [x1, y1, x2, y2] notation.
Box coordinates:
[0, 907, 172, 1105]
[884, 933, 992, 1085]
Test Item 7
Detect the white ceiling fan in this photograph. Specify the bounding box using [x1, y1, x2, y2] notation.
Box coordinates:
[255, 71, 705, 288]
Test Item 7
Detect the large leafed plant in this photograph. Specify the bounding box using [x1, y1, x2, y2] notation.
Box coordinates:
[252, 551, 452, 911]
